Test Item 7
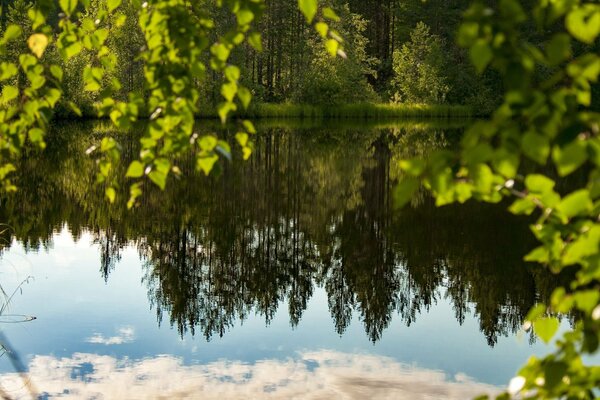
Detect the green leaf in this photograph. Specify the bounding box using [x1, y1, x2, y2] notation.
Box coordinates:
[509, 197, 537, 215]
[106, 0, 121, 12]
[248, 32, 262, 51]
[393, 177, 420, 209]
[563, 225, 600, 265]
[235, 132, 249, 147]
[524, 246, 549, 263]
[64, 42, 83, 59]
[567, 54, 600, 81]
[399, 158, 426, 176]
[526, 304, 547, 322]
[237, 86, 251, 109]
[0, 63, 18, 81]
[197, 154, 219, 175]
[243, 120, 256, 134]
[493, 149, 519, 179]
[322, 7, 340, 22]
[298, 0, 317, 23]
[552, 140, 587, 176]
[3, 25, 22, 41]
[544, 362, 568, 389]
[525, 174, 555, 194]
[148, 170, 167, 190]
[472, 164, 494, 193]
[574, 290, 600, 314]
[217, 102, 237, 124]
[126, 161, 144, 178]
[221, 82, 237, 102]
[470, 40, 493, 73]
[556, 189, 592, 218]
[225, 65, 240, 82]
[545, 34, 571, 65]
[60, 0, 78, 15]
[1, 85, 18, 104]
[105, 187, 116, 203]
[68, 101, 82, 116]
[211, 43, 230, 62]
[28, 128, 44, 144]
[499, 0, 526, 22]
[50, 65, 63, 80]
[236, 8, 254, 25]
[315, 22, 328, 38]
[566, 5, 600, 44]
[522, 131, 550, 165]
[533, 317, 560, 344]
[325, 39, 339, 57]
[199, 135, 218, 151]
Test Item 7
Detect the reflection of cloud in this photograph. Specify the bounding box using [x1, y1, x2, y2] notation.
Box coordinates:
[86, 327, 135, 345]
[0, 350, 500, 399]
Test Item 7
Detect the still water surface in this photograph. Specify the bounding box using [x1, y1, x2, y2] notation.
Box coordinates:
[0, 121, 564, 398]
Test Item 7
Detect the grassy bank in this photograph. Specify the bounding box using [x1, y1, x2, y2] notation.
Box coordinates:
[57, 102, 475, 120]
[197, 103, 475, 119]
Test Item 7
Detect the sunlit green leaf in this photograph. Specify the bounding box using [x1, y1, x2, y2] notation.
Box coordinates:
[566, 5, 600, 44]
[552, 140, 587, 176]
[315, 22, 328, 38]
[197, 154, 219, 175]
[298, 0, 317, 23]
[3, 25, 22, 41]
[199, 135, 218, 151]
[105, 187, 116, 203]
[556, 189, 592, 218]
[322, 7, 340, 22]
[126, 161, 144, 178]
[525, 174, 555, 194]
[325, 39, 338, 57]
[235, 132, 249, 147]
[107, 0, 122, 12]
[533, 317, 560, 344]
[148, 170, 167, 190]
[60, 0, 78, 15]
[1, 86, 18, 104]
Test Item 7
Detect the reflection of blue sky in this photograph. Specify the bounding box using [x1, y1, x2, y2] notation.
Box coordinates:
[0, 227, 578, 395]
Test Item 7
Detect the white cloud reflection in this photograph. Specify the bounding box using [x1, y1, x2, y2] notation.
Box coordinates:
[0, 350, 500, 399]
[86, 327, 135, 345]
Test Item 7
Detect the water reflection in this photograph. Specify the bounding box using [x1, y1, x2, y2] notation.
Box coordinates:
[0, 121, 565, 345]
[0, 350, 499, 399]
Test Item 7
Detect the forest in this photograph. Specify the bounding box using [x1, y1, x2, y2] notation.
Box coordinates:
[0, 0, 500, 117]
[0, 0, 599, 399]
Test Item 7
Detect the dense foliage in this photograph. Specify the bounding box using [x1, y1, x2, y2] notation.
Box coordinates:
[0, 0, 496, 111]
[391, 22, 449, 104]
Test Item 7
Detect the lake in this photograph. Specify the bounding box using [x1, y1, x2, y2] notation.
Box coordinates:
[0, 120, 566, 399]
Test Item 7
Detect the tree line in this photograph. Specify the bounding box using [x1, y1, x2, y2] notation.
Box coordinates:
[0, 0, 498, 114]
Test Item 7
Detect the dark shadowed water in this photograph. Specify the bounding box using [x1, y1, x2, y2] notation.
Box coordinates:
[0, 120, 567, 399]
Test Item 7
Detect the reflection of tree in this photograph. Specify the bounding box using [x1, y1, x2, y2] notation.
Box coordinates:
[0, 122, 567, 345]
